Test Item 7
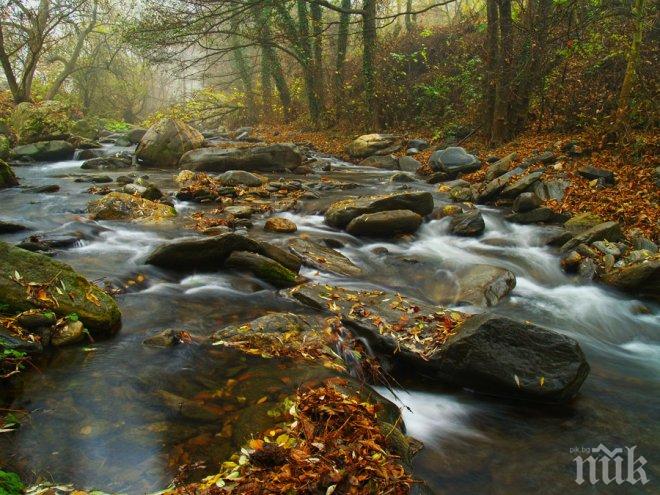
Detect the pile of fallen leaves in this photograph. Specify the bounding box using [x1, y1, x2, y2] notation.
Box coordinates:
[169, 378, 414, 495]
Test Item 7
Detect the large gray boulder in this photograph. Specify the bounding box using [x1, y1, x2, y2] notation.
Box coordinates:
[135, 118, 204, 168]
[179, 143, 302, 172]
[428, 147, 481, 176]
[11, 140, 74, 161]
[0, 241, 121, 334]
[145, 233, 301, 273]
[347, 134, 400, 158]
[325, 191, 434, 229]
[346, 210, 422, 237]
[287, 284, 589, 402]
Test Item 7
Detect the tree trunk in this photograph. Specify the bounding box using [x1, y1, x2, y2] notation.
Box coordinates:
[231, 32, 257, 124]
[491, 0, 513, 145]
[405, 0, 414, 32]
[310, 2, 325, 112]
[615, 0, 646, 132]
[484, 0, 499, 139]
[362, 0, 379, 129]
[334, 0, 351, 119]
[260, 47, 274, 120]
[297, 0, 321, 126]
[265, 46, 293, 121]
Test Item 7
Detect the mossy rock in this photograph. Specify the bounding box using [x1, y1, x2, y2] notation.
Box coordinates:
[0, 134, 10, 159]
[0, 159, 18, 188]
[564, 212, 603, 235]
[135, 118, 204, 168]
[0, 241, 121, 335]
[70, 117, 103, 140]
[88, 192, 177, 223]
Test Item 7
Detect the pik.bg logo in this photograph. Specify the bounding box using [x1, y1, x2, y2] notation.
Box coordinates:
[572, 444, 649, 485]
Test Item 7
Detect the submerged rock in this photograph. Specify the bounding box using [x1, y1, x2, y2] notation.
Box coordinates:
[88, 192, 176, 222]
[325, 191, 433, 229]
[288, 238, 363, 278]
[346, 209, 422, 237]
[0, 241, 121, 334]
[135, 118, 204, 168]
[179, 144, 302, 172]
[11, 140, 74, 161]
[287, 283, 588, 402]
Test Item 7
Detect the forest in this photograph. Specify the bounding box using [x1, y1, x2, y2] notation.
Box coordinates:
[0, 0, 658, 494]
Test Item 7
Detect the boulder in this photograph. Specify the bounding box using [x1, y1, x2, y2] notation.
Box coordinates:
[51, 320, 85, 346]
[564, 212, 603, 235]
[390, 172, 416, 183]
[506, 207, 555, 224]
[455, 264, 516, 307]
[224, 205, 253, 218]
[476, 167, 524, 202]
[11, 140, 74, 161]
[70, 118, 102, 140]
[359, 155, 398, 170]
[217, 170, 266, 187]
[428, 147, 481, 176]
[347, 134, 400, 158]
[512, 192, 541, 213]
[225, 251, 303, 288]
[397, 156, 421, 172]
[0, 241, 121, 334]
[578, 165, 614, 185]
[288, 238, 362, 278]
[264, 217, 297, 233]
[81, 156, 132, 170]
[135, 118, 204, 168]
[88, 192, 176, 222]
[145, 233, 301, 273]
[561, 221, 623, 252]
[287, 284, 589, 402]
[0, 159, 18, 188]
[127, 128, 147, 144]
[501, 171, 544, 198]
[601, 258, 660, 298]
[180, 143, 301, 172]
[325, 191, 434, 228]
[449, 209, 485, 236]
[346, 210, 422, 237]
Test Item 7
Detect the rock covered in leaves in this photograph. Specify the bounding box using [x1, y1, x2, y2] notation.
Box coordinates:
[135, 118, 204, 168]
[325, 191, 433, 229]
[264, 217, 297, 233]
[0, 241, 121, 334]
[87, 192, 176, 222]
[287, 283, 589, 402]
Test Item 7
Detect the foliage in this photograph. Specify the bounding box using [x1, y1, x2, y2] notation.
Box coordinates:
[0, 471, 24, 495]
[0, 346, 28, 380]
[11, 101, 73, 144]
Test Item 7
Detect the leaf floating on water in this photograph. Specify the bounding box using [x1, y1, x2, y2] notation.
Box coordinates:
[539, 376, 545, 387]
[514, 374, 521, 388]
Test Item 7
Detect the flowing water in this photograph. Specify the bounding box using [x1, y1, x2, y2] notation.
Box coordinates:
[0, 146, 658, 494]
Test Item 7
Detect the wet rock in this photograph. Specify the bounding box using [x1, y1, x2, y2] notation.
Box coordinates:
[506, 207, 555, 224]
[136, 118, 204, 168]
[288, 238, 362, 277]
[347, 134, 400, 158]
[592, 240, 621, 257]
[156, 390, 218, 422]
[564, 212, 603, 235]
[0, 220, 27, 233]
[346, 210, 422, 238]
[127, 128, 147, 144]
[325, 191, 434, 229]
[485, 152, 516, 181]
[426, 171, 451, 184]
[143, 329, 192, 347]
[601, 257, 660, 298]
[217, 170, 266, 187]
[561, 221, 623, 252]
[51, 320, 84, 346]
[225, 251, 302, 288]
[476, 167, 524, 202]
[17, 232, 85, 252]
[81, 156, 132, 170]
[561, 251, 581, 273]
[16, 309, 57, 330]
[116, 175, 134, 185]
[0, 241, 121, 333]
[88, 192, 176, 222]
[359, 155, 398, 170]
[501, 171, 544, 198]
[449, 209, 485, 236]
[146, 233, 301, 273]
[449, 186, 474, 203]
[512, 192, 542, 213]
[428, 147, 481, 176]
[224, 205, 253, 218]
[11, 140, 74, 161]
[24, 184, 59, 193]
[578, 165, 614, 185]
[577, 258, 598, 281]
[288, 284, 589, 402]
[543, 227, 573, 247]
[0, 159, 19, 188]
[0, 327, 42, 353]
[455, 265, 516, 307]
[390, 172, 415, 183]
[179, 143, 302, 172]
[264, 217, 297, 233]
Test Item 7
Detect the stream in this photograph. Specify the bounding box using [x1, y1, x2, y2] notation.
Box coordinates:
[0, 144, 658, 494]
